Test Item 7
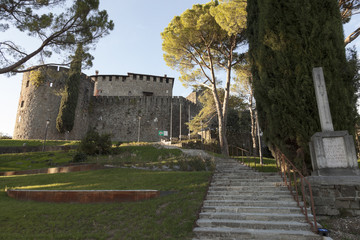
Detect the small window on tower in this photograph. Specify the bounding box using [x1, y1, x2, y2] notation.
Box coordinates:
[109, 76, 112, 81]
[26, 80, 30, 87]
[20, 101, 24, 108]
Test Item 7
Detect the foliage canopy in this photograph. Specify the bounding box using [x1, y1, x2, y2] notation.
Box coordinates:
[247, 0, 359, 172]
[0, 0, 114, 74]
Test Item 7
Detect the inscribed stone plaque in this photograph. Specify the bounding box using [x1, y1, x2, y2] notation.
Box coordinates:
[322, 137, 347, 168]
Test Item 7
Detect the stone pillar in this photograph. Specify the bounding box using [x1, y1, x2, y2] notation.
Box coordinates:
[309, 67, 359, 176]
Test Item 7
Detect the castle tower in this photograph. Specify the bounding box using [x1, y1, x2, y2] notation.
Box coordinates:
[91, 73, 174, 97]
[13, 66, 94, 140]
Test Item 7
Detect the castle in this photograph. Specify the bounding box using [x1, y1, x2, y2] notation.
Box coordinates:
[13, 66, 200, 142]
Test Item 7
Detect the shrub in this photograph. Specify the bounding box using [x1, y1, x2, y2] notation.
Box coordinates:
[78, 129, 112, 155]
[72, 152, 87, 163]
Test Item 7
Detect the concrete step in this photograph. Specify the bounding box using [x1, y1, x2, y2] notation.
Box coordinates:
[196, 218, 311, 231]
[205, 194, 294, 201]
[212, 176, 283, 181]
[210, 180, 285, 186]
[193, 227, 321, 240]
[206, 190, 292, 197]
[199, 212, 309, 222]
[202, 206, 305, 214]
[203, 199, 298, 207]
[208, 186, 289, 191]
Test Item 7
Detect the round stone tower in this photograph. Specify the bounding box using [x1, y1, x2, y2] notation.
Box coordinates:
[13, 66, 94, 140]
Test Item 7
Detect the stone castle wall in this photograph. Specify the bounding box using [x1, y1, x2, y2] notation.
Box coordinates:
[92, 73, 174, 97]
[13, 67, 198, 141]
[89, 96, 199, 142]
[13, 66, 94, 140]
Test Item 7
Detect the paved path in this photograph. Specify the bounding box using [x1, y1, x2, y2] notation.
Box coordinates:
[193, 157, 323, 240]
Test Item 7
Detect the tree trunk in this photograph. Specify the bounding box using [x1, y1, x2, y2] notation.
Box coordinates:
[249, 85, 256, 156]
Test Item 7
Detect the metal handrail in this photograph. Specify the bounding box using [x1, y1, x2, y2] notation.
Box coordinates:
[274, 149, 318, 233]
[229, 145, 258, 167]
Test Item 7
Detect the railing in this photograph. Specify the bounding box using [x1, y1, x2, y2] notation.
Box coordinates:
[274, 149, 318, 233]
[229, 145, 260, 167]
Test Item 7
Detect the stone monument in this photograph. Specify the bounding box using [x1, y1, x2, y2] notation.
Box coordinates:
[307, 67, 360, 217]
[309, 67, 359, 176]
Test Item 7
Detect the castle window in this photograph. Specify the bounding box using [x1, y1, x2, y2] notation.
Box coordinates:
[20, 101, 24, 108]
[26, 80, 30, 87]
[153, 77, 157, 82]
[109, 76, 112, 81]
[133, 74, 137, 80]
[146, 76, 150, 81]
[115, 76, 119, 80]
[123, 76, 127, 81]
[166, 78, 169, 83]
[160, 78, 163, 83]
[102, 76, 106, 80]
[143, 91, 153, 96]
[139, 75, 143, 80]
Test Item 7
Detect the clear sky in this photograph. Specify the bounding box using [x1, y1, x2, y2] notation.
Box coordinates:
[0, 0, 359, 137]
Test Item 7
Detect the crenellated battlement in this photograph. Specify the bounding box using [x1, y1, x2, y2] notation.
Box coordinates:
[91, 72, 174, 97]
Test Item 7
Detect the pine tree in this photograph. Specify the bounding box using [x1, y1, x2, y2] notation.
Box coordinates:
[247, 0, 358, 171]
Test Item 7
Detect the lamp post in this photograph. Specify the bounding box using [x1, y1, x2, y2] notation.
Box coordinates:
[42, 119, 50, 152]
[137, 116, 141, 142]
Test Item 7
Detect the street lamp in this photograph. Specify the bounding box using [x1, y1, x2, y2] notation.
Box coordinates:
[137, 116, 141, 142]
[42, 119, 50, 152]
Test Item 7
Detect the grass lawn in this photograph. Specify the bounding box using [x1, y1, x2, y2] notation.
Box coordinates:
[233, 156, 278, 172]
[0, 145, 213, 239]
[0, 151, 76, 172]
[0, 139, 79, 147]
[0, 168, 211, 239]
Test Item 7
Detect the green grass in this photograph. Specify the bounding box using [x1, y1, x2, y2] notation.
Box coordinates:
[0, 139, 79, 147]
[233, 156, 278, 172]
[0, 151, 76, 172]
[88, 145, 183, 165]
[0, 168, 211, 239]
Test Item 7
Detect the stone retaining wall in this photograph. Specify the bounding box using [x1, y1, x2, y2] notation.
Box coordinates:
[0, 145, 77, 154]
[7, 189, 160, 203]
[307, 176, 360, 216]
[0, 164, 105, 176]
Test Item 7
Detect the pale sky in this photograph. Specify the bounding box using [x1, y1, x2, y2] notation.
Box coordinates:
[0, 1, 359, 136]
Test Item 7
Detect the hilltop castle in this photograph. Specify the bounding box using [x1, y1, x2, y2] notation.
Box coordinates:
[13, 66, 200, 142]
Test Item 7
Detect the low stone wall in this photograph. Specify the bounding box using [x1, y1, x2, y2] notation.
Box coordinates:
[7, 189, 160, 203]
[307, 176, 360, 216]
[0, 164, 105, 176]
[0, 145, 77, 154]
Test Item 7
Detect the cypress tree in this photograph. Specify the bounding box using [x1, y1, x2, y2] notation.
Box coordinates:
[56, 44, 83, 133]
[247, 0, 358, 171]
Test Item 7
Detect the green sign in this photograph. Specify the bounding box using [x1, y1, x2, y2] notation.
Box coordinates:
[158, 131, 168, 136]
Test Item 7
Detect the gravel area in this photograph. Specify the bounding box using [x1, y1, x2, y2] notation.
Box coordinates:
[320, 216, 360, 240]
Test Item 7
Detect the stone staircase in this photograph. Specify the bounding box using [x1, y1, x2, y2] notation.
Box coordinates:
[193, 158, 322, 240]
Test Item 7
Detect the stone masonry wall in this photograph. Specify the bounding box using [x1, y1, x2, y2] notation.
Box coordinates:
[89, 96, 199, 142]
[92, 73, 174, 97]
[307, 176, 360, 216]
[13, 67, 199, 142]
[13, 66, 94, 140]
